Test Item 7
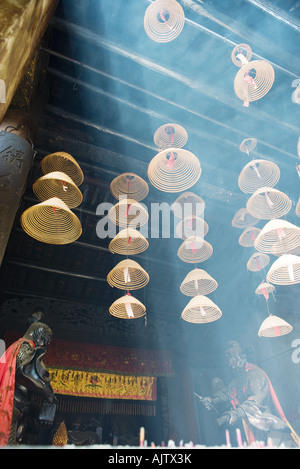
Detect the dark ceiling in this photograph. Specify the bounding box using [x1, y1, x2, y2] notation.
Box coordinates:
[0, 0, 299, 362]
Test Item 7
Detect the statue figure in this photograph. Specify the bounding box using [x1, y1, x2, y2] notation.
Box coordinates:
[195, 340, 299, 447]
[0, 312, 57, 446]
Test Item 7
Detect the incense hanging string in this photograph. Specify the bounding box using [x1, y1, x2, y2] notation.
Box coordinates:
[250, 162, 261, 179]
[62, 180, 68, 192]
[126, 204, 131, 217]
[250, 230, 255, 241]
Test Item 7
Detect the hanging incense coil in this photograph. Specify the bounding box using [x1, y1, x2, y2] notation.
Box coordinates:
[231, 208, 259, 229]
[296, 197, 300, 217]
[109, 293, 146, 319]
[41, 152, 84, 186]
[110, 173, 149, 202]
[108, 198, 149, 228]
[154, 123, 188, 149]
[258, 314, 293, 337]
[266, 254, 300, 285]
[176, 216, 208, 240]
[181, 295, 222, 324]
[246, 187, 292, 220]
[32, 171, 83, 208]
[238, 160, 280, 194]
[144, 0, 185, 43]
[247, 252, 270, 272]
[177, 236, 213, 263]
[172, 192, 205, 219]
[239, 226, 261, 247]
[108, 228, 149, 255]
[255, 282, 275, 298]
[180, 268, 218, 296]
[107, 259, 149, 290]
[20, 197, 82, 245]
[233, 49, 275, 106]
[239, 137, 257, 155]
[254, 219, 300, 255]
[148, 148, 201, 193]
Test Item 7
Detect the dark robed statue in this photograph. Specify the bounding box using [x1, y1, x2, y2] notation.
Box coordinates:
[196, 340, 299, 447]
[0, 312, 57, 446]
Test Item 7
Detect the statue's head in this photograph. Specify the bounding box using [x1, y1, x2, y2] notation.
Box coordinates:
[224, 340, 247, 371]
[24, 311, 53, 349]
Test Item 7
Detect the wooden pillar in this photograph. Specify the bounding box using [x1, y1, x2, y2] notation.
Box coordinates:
[0, 0, 59, 122]
[0, 110, 36, 265]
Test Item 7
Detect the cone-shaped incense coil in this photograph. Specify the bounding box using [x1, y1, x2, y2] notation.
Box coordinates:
[107, 259, 149, 290]
[238, 160, 280, 194]
[247, 252, 270, 272]
[41, 152, 84, 186]
[255, 282, 275, 298]
[296, 197, 300, 217]
[148, 148, 201, 193]
[177, 236, 213, 263]
[231, 44, 253, 67]
[110, 173, 149, 202]
[239, 226, 261, 247]
[144, 0, 185, 43]
[154, 123, 188, 149]
[109, 293, 146, 319]
[247, 187, 292, 220]
[20, 197, 82, 245]
[254, 220, 300, 255]
[172, 192, 205, 219]
[108, 198, 149, 228]
[239, 137, 257, 154]
[181, 295, 222, 324]
[180, 268, 218, 296]
[33, 171, 83, 208]
[231, 208, 259, 229]
[258, 314, 293, 337]
[266, 254, 300, 285]
[109, 228, 149, 255]
[176, 216, 209, 240]
[234, 60, 275, 106]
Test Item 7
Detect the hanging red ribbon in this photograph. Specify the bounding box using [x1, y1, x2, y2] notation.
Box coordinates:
[167, 152, 175, 170]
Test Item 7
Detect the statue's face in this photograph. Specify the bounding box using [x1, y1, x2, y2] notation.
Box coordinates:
[225, 341, 247, 371]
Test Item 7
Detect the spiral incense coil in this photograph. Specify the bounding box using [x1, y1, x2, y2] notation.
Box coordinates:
[41, 152, 84, 186]
[148, 148, 201, 193]
[180, 268, 218, 296]
[108, 198, 149, 228]
[20, 197, 82, 245]
[108, 228, 149, 255]
[266, 254, 300, 285]
[181, 295, 222, 324]
[238, 226, 261, 247]
[231, 44, 253, 68]
[154, 123, 188, 149]
[110, 173, 149, 202]
[234, 60, 275, 106]
[177, 236, 213, 263]
[109, 293, 146, 319]
[246, 187, 292, 220]
[144, 0, 185, 43]
[231, 208, 259, 229]
[254, 219, 300, 255]
[296, 197, 300, 217]
[255, 282, 275, 298]
[33, 171, 83, 208]
[107, 259, 149, 290]
[258, 314, 293, 337]
[175, 216, 209, 240]
[247, 252, 270, 272]
[172, 192, 205, 219]
[238, 160, 280, 194]
[239, 137, 257, 155]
